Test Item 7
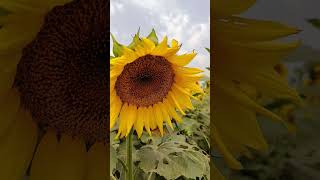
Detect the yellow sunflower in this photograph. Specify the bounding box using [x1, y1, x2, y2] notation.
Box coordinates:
[0, 0, 108, 179]
[110, 30, 204, 138]
[212, 0, 302, 177]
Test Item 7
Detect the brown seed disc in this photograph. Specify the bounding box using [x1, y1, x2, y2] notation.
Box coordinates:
[14, 0, 109, 143]
[115, 55, 175, 107]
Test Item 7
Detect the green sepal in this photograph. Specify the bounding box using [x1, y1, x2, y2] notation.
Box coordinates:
[111, 33, 124, 57]
[128, 28, 141, 49]
[147, 28, 158, 45]
[110, 55, 115, 60]
[205, 48, 210, 53]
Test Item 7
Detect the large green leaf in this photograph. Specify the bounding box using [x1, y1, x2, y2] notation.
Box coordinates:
[110, 146, 117, 173]
[136, 135, 210, 179]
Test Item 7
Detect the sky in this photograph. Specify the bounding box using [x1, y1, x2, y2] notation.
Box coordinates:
[110, 0, 210, 76]
[110, 0, 320, 77]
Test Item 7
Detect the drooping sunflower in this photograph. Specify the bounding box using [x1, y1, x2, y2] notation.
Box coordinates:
[0, 0, 108, 179]
[110, 30, 203, 138]
[212, 0, 301, 178]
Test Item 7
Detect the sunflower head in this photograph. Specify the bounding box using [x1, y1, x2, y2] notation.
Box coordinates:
[110, 29, 204, 138]
[10, 0, 108, 143]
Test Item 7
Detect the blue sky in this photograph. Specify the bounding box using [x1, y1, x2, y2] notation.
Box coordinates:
[110, 0, 210, 76]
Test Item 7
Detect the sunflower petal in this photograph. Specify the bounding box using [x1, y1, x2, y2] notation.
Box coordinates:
[0, 109, 38, 180]
[151, 36, 168, 56]
[110, 95, 122, 129]
[143, 107, 152, 136]
[116, 103, 129, 138]
[30, 135, 86, 180]
[159, 102, 173, 129]
[126, 104, 137, 136]
[167, 52, 197, 66]
[163, 98, 182, 123]
[86, 143, 107, 180]
[153, 103, 164, 136]
[0, 89, 20, 137]
[213, 0, 256, 16]
[30, 131, 59, 180]
[212, 125, 243, 170]
[134, 107, 144, 138]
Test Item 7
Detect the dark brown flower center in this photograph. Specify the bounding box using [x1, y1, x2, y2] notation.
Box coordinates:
[115, 55, 175, 107]
[14, 0, 109, 143]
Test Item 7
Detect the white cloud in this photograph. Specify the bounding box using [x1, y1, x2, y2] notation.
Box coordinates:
[159, 13, 190, 41]
[186, 22, 210, 50]
[110, 1, 124, 15]
[129, 0, 178, 14]
[130, 0, 162, 11]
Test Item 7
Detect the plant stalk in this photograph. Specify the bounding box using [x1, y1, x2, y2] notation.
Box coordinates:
[126, 130, 134, 180]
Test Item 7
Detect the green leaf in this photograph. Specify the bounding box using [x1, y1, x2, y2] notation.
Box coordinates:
[147, 28, 158, 45]
[307, 19, 320, 30]
[205, 48, 210, 53]
[136, 135, 210, 179]
[128, 28, 141, 49]
[111, 33, 124, 57]
[110, 146, 117, 173]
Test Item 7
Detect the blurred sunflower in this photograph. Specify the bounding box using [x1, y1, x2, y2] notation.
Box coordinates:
[0, 0, 108, 179]
[110, 30, 203, 138]
[212, 0, 301, 177]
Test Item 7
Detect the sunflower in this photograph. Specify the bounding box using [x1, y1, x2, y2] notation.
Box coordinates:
[0, 0, 108, 179]
[110, 30, 203, 138]
[212, 0, 301, 177]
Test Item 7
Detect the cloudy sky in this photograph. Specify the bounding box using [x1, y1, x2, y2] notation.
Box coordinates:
[110, 0, 210, 75]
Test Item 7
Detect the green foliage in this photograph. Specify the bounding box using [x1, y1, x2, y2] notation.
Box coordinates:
[110, 146, 118, 174]
[136, 135, 209, 180]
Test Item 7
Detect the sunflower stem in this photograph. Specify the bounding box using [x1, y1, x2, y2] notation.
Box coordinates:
[126, 130, 134, 180]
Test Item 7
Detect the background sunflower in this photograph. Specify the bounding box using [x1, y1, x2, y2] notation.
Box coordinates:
[212, 0, 302, 178]
[0, 0, 108, 179]
[214, 0, 320, 179]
